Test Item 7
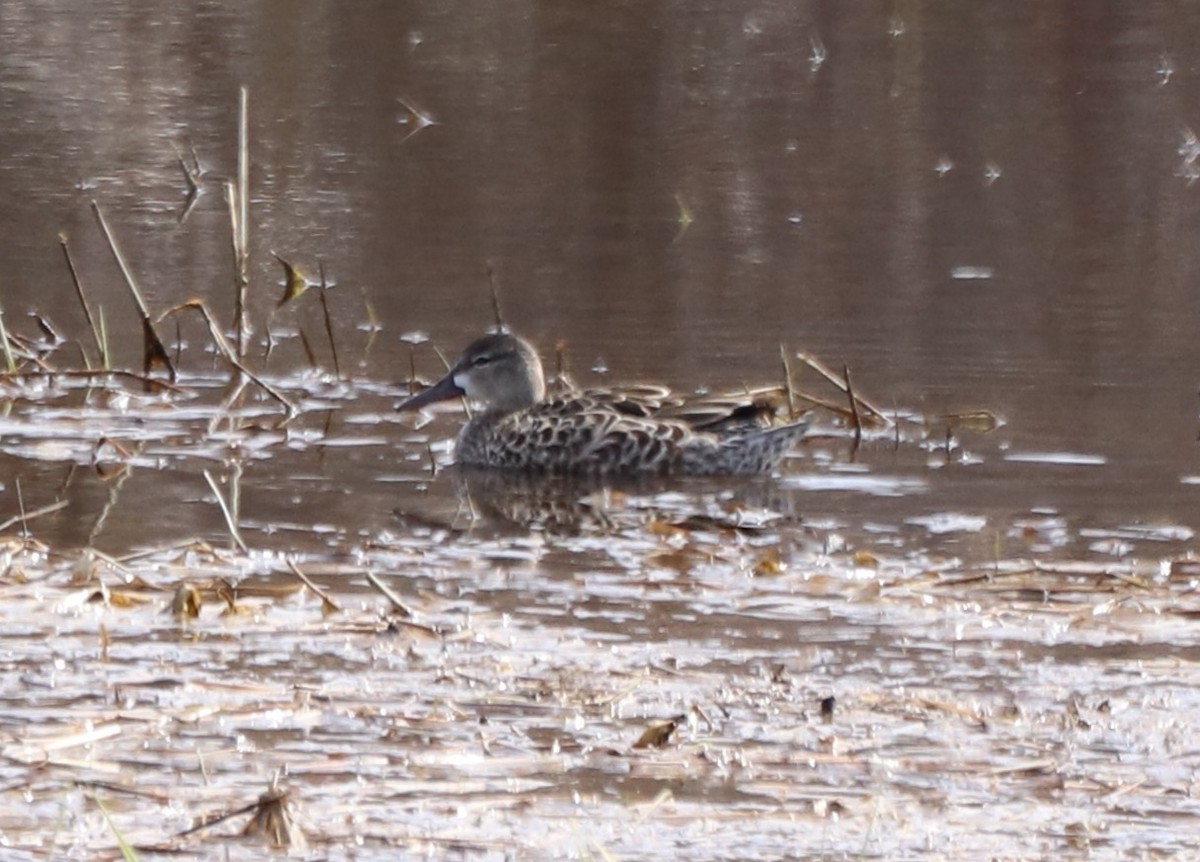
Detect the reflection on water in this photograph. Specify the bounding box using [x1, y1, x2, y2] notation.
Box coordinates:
[441, 465, 805, 536]
[3, 2, 1200, 858]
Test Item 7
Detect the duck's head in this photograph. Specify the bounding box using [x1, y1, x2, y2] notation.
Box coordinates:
[397, 332, 546, 415]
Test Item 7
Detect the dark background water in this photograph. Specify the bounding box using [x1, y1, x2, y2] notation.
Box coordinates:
[2, 2, 1200, 552]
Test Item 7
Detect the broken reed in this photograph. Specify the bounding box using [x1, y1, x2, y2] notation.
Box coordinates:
[90, 200, 177, 381]
[270, 252, 341, 378]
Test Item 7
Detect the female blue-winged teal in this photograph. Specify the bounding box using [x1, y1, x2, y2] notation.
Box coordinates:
[397, 332, 809, 475]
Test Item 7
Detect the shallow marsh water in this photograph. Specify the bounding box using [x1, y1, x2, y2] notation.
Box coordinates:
[2, 3, 1200, 860]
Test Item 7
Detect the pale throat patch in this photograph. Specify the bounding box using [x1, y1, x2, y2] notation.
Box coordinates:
[452, 372, 475, 399]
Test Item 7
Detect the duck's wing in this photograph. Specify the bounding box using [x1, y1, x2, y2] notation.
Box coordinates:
[579, 384, 683, 417]
[660, 386, 798, 434]
[502, 395, 693, 473]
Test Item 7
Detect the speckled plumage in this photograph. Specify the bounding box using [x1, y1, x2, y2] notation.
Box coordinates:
[397, 333, 809, 475]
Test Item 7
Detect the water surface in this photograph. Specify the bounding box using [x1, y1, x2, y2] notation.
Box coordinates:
[1, 3, 1199, 859]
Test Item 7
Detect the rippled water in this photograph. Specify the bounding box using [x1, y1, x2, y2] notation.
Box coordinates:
[2, 3, 1200, 859]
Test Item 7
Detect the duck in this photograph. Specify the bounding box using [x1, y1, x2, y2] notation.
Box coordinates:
[396, 332, 809, 475]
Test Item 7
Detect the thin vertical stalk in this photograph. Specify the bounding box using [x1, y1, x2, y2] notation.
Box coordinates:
[233, 85, 250, 359]
[0, 304, 16, 373]
[59, 234, 105, 364]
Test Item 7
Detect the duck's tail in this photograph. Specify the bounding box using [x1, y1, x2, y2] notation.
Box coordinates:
[681, 418, 810, 476]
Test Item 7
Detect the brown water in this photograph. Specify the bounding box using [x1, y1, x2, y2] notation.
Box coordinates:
[3, 3, 1200, 859]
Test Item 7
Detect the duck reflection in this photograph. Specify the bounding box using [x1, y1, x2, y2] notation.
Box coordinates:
[441, 464, 799, 535]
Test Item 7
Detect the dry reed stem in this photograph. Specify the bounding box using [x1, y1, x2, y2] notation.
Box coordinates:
[0, 306, 15, 373]
[16, 722, 122, 757]
[13, 478, 27, 539]
[75, 779, 172, 804]
[177, 798, 262, 837]
[843, 364, 863, 447]
[111, 538, 214, 564]
[90, 200, 177, 381]
[208, 376, 249, 437]
[58, 233, 105, 364]
[364, 568, 415, 617]
[796, 350, 890, 426]
[176, 153, 199, 196]
[298, 328, 317, 368]
[159, 300, 295, 417]
[317, 261, 340, 378]
[0, 499, 68, 533]
[779, 343, 796, 419]
[487, 262, 505, 332]
[203, 469, 248, 552]
[89, 464, 137, 544]
[286, 559, 341, 613]
[225, 180, 243, 354]
[175, 147, 202, 224]
[233, 85, 250, 358]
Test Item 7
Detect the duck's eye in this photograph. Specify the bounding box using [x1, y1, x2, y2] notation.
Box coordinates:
[472, 355, 493, 368]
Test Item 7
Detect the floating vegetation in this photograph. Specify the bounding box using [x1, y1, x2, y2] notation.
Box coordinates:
[2, 496, 1199, 858]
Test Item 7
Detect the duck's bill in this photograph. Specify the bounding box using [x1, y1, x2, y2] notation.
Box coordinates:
[396, 372, 465, 412]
